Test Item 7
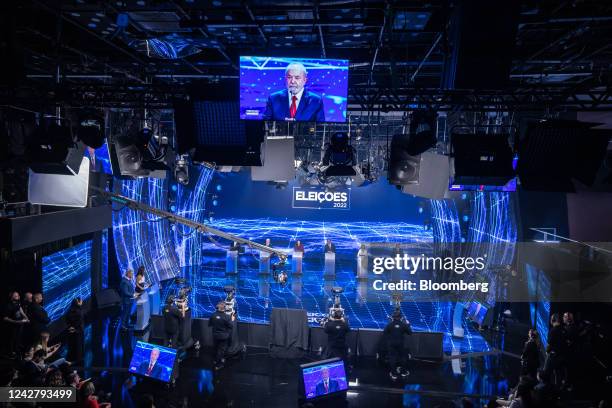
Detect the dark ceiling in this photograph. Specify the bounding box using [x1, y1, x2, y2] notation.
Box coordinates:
[4, 0, 612, 111]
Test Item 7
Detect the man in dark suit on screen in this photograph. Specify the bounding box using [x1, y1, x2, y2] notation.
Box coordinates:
[314, 367, 339, 396]
[137, 347, 163, 379]
[263, 62, 325, 122]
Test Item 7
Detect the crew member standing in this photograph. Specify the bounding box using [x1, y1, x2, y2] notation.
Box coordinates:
[208, 301, 233, 369]
[3, 292, 29, 357]
[324, 310, 350, 360]
[163, 296, 184, 348]
[544, 313, 567, 386]
[384, 309, 412, 380]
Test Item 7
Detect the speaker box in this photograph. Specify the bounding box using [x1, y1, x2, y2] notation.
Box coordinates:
[518, 120, 610, 191]
[401, 152, 450, 199]
[452, 133, 515, 186]
[442, 0, 519, 89]
[95, 288, 121, 309]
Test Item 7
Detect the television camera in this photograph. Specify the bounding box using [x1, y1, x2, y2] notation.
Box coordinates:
[271, 259, 288, 285]
[320, 286, 345, 325]
[223, 285, 237, 317]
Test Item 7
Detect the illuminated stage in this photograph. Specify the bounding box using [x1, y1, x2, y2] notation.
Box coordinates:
[159, 217, 491, 354]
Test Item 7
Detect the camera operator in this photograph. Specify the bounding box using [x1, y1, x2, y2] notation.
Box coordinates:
[208, 301, 234, 369]
[384, 309, 412, 380]
[163, 296, 184, 348]
[323, 310, 350, 360]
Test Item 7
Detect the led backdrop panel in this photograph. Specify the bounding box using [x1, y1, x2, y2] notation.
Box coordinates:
[240, 56, 349, 123]
[42, 240, 92, 322]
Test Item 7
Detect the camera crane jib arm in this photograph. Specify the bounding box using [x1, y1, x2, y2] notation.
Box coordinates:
[92, 187, 289, 262]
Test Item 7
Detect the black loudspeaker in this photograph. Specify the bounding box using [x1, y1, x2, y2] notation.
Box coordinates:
[452, 133, 515, 186]
[518, 120, 611, 191]
[95, 288, 121, 309]
[442, 0, 519, 89]
[410, 332, 444, 360]
[29, 124, 86, 175]
[388, 134, 421, 185]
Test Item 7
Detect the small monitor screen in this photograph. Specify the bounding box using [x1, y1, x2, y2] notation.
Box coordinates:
[474, 304, 488, 326]
[84, 142, 113, 175]
[240, 56, 349, 123]
[467, 301, 479, 318]
[301, 359, 348, 400]
[128, 341, 177, 382]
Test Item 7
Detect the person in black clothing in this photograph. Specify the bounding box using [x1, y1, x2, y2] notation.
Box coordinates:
[533, 369, 559, 407]
[22, 292, 33, 317]
[208, 301, 234, 369]
[383, 309, 412, 380]
[3, 291, 29, 357]
[521, 329, 541, 380]
[323, 310, 350, 360]
[163, 296, 184, 348]
[65, 297, 85, 364]
[563, 311, 579, 391]
[135, 266, 149, 296]
[29, 293, 50, 338]
[544, 313, 567, 387]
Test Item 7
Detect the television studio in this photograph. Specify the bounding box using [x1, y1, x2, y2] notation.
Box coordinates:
[0, 1, 611, 407]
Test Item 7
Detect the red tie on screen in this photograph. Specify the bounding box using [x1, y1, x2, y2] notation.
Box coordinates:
[324, 381, 328, 393]
[147, 364, 153, 375]
[290, 95, 297, 119]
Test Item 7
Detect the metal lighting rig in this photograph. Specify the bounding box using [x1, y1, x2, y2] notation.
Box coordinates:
[92, 187, 289, 262]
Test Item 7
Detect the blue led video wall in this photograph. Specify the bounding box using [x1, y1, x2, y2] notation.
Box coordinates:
[42, 240, 92, 323]
[114, 166, 517, 353]
[526, 264, 551, 346]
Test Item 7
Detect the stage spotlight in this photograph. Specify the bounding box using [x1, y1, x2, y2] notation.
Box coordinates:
[418, 207, 424, 214]
[212, 200, 218, 206]
[28, 123, 86, 175]
[111, 127, 167, 178]
[322, 131, 357, 177]
[406, 110, 437, 155]
[77, 110, 105, 148]
[170, 204, 177, 212]
[462, 215, 469, 222]
[171, 184, 178, 192]
[216, 185, 222, 191]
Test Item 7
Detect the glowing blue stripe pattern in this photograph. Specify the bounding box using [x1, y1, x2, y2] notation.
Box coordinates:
[112, 178, 179, 282]
[42, 240, 92, 322]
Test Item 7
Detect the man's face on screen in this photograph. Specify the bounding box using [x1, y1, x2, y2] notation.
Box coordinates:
[285, 67, 307, 95]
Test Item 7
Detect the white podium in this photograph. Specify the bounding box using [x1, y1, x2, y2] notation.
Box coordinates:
[135, 291, 150, 331]
[357, 251, 368, 278]
[324, 252, 336, 276]
[148, 282, 160, 315]
[292, 251, 303, 275]
[226, 250, 238, 274]
[259, 251, 270, 274]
